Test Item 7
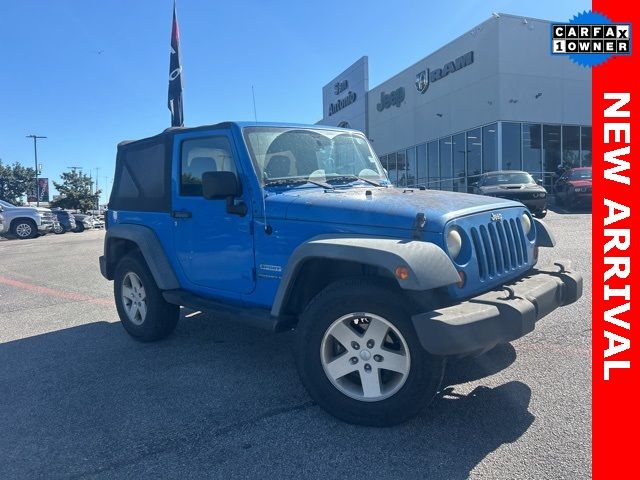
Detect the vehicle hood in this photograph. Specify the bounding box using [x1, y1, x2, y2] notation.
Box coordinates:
[479, 184, 546, 194]
[567, 179, 592, 188]
[2, 205, 43, 215]
[265, 186, 523, 232]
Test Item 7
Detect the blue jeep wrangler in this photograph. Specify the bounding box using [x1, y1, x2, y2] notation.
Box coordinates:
[100, 122, 582, 426]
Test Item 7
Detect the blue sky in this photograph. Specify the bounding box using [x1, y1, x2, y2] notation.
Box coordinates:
[0, 0, 588, 203]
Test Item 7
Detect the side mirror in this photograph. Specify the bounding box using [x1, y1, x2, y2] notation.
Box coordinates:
[202, 171, 241, 199]
[536, 179, 543, 186]
[202, 171, 247, 216]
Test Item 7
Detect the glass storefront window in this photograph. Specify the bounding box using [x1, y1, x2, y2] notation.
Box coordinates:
[452, 133, 466, 192]
[428, 141, 439, 189]
[466, 128, 481, 187]
[502, 122, 522, 171]
[386, 152, 398, 185]
[396, 150, 407, 187]
[543, 124, 562, 186]
[439, 137, 453, 191]
[406, 147, 416, 187]
[380, 155, 388, 176]
[562, 125, 580, 168]
[482, 124, 498, 173]
[581, 126, 592, 166]
[522, 123, 542, 176]
[416, 143, 427, 187]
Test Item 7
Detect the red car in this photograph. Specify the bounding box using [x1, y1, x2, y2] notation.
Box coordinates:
[554, 167, 592, 209]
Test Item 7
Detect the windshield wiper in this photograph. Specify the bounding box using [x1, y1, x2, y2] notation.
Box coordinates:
[264, 177, 334, 189]
[327, 175, 383, 187]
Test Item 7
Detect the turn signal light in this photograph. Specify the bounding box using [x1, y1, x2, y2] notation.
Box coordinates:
[395, 266, 410, 280]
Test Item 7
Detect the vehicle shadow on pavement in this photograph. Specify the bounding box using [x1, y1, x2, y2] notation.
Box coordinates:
[0, 316, 534, 479]
[547, 203, 592, 215]
[443, 343, 517, 386]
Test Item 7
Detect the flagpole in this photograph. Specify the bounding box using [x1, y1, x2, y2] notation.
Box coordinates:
[168, 0, 184, 127]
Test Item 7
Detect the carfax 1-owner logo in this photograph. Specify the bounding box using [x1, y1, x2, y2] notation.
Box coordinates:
[551, 11, 631, 66]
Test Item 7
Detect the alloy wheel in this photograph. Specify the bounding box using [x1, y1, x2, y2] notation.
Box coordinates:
[15, 223, 33, 238]
[320, 313, 411, 402]
[121, 272, 147, 326]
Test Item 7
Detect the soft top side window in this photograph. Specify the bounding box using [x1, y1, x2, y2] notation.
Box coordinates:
[109, 136, 171, 212]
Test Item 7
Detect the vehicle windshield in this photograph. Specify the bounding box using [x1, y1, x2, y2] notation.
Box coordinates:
[480, 172, 535, 186]
[0, 199, 16, 208]
[569, 168, 592, 180]
[243, 127, 388, 187]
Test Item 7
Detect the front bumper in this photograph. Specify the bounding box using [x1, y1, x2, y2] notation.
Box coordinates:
[485, 194, 547, 212]
[99, 255, 108, 278]
[521, 198, 547, 212]
[411, 260, 582, 356]
[568, 193, 592, 205]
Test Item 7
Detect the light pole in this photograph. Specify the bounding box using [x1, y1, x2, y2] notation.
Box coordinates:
[95, 167, 100, 212]
[26, 135, 46, 206]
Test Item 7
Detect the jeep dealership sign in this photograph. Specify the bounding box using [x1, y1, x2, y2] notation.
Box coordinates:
[376, 87, 405, 111]
[416, 51, 474, 93]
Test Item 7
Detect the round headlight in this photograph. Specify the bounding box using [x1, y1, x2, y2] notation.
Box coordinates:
[447, 228, 463, 260]
[521, 213, 532, 235]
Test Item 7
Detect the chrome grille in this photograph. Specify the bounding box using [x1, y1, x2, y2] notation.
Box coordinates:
[469, 217, 529, 281]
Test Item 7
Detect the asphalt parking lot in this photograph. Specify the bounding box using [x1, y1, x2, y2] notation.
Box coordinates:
[0, 209, 591, 479]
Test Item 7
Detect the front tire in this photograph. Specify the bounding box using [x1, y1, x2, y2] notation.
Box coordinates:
[11, 219, 38, 239]
[114, 253, 179, 342]
[295, 277, 445, 426]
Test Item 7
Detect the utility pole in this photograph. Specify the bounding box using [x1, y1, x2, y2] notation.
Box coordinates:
[105, 176, 111, 207]
[26, 135, 46, 206]
[95, 167, 100, 212]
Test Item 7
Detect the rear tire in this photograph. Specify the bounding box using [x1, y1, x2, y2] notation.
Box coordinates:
[11, 219, 38, 239]
[114, 253, 179, 342]
[295, 277, 445, 426]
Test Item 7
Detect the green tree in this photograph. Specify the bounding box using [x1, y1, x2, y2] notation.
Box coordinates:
[0, 159, 37, 205]
[51, 170, 101, 212]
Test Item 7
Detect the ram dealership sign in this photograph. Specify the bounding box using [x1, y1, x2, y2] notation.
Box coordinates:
[416, 51, 474, 93]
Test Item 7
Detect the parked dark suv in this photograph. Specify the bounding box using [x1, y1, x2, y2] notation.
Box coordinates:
[52, 209, 77, 234]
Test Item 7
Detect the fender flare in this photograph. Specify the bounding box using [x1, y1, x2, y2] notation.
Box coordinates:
[271, 234, 460, 317]
[534, 218, 556, 247]
[103, 224, 180, 290]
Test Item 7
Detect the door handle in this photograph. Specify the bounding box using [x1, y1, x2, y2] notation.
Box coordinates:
[172, 210, 192, 218]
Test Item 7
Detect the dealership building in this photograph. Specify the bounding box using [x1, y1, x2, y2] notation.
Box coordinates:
[318, 13, 592, 190]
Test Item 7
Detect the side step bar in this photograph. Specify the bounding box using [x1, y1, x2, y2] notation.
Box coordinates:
[162, 289, 295, 333]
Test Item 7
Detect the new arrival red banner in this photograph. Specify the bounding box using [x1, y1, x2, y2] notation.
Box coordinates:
[592, 1, 639, 478]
